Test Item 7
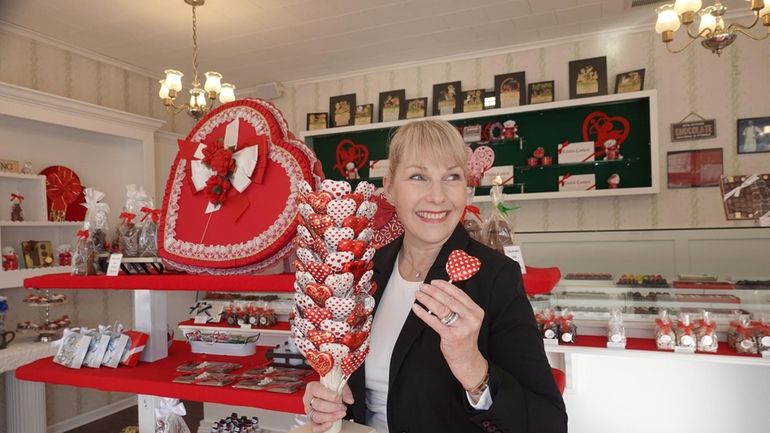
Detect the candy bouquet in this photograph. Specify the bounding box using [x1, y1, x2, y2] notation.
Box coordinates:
[291, 179, 378, 433]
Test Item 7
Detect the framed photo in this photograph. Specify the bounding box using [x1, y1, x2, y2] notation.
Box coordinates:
[667, 148, 723, 188]
[615, 69, 645, 94]
[329, 93, 356, 128]
[568, 56, 608, 99]
[405, 97, 427, 119]
[21, 240, 54, 268]
[737, 116, 770, 154]
[306, 112, 328, 131]
[494, 72, 526, 108]
[354, 104, 373, 125]
[432, 81, 461, 116]
[378, 90, 405, 123]
[462, 89, 485, 113]
[528, 81, 555, 104]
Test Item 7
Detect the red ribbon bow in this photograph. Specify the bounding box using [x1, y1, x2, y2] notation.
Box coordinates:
[677, 321, 694, 334]
[655, 318, 672, 333]
[371, 194, 397, 230]
[10, 193, 24, 202]
[461, 205, 481, 222]
[140, 207, 162, 224]
[559, 173, 573, 187]
[119, 212, 136, 225]
[46, 168, 83, 212]
[76, 229, 90, 239]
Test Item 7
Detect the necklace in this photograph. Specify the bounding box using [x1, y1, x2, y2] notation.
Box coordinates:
[402, 253, 431, 279]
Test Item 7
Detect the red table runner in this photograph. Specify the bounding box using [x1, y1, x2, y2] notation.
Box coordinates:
[23, 273, 295, 292]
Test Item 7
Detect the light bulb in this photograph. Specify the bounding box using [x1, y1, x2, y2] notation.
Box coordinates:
[204, 71, 223, 93]
[163, 69, 183, 92]
[158, 80, 170, 99]
[219, 83, 236, 103]
[656, 4, 682, 33]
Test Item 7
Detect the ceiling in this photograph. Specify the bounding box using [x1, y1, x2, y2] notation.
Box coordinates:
[0, 0, 755, 90]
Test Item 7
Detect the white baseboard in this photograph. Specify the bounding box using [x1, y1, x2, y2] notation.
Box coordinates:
[47, 396, 138, 433]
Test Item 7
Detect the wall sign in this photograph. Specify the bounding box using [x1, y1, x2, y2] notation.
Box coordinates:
[671, 116, 716, 142]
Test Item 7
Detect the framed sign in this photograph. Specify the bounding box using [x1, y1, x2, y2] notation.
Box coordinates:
[306, 112, 328, 131]
[671, 119, 716, 142]
[329, 93, 356, 127]
[667, 148, 723, 188]
[378, 89, 405, 123]
[615, 69, 645, 94]
[354, 104, 373, 125]
[494, 72, 526, 108]
[528, 81, 555, 104]
[737, 116, 770, 154]
[462, 89, 485, 112]
[405, 97, 427, 119]
[432, 81, 461, 116]
[569, 56, 608, 99]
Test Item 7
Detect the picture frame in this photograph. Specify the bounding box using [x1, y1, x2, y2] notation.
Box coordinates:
[615, 69, 645, 94]
[667, 148, 723, 189]
[354, 104, 373, 125]
[494, 72, 526, 108]
[528, 81, 555, 104]
[306, 112, 328, 131]
[737, 116, 770, 154]
[21, 240, 54, 268]
[432, 81, 461, 116]
[461, 89, 485, 113]
[329, 93, 356, 127]
[568, 56, 608, 99]
[405, 97, 428, 119]
[378, 89, 405, 123]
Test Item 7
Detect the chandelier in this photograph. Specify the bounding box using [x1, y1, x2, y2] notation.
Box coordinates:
[158, 0, 235, 118]
[655, 0, 770, 55]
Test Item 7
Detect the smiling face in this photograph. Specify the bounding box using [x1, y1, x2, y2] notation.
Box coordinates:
[383, 120, 468, 251]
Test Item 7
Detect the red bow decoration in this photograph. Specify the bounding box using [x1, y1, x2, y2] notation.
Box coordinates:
[140, 207, 162, 224]
[655, 318, 672, 334]
[559, 173, 573, 187]
[10, 193, 24, 202]
[461, 205, 481, 222]
[557, 313, 575, 332]
[45, 167, 83, 212]
[676, 320, 694, 334]
[76, 229, 90, 239]
[119, 212, 136, 225]
[371, 194, 397, 230]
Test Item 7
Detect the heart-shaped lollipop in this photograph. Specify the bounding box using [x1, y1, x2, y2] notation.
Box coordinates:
[306, 350, 334, 376]
[445, 250, 481, 283]
[341, 346, 370, 377]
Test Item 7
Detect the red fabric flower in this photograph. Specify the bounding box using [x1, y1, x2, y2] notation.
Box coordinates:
[205, 176, 232, 205]
[209, 148, 235, 177]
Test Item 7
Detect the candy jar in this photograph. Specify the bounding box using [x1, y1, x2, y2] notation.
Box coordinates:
[2, 247, 19, 271]
[607, 308, 627, 345]
[9, 193, 24, 222]
[71, 229, 98, 276]
[482, 177, 516, 253]
[461, 187, 483, 242]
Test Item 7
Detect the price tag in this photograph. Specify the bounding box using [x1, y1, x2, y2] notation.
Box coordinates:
[503, 245, 526, 274]
[542, 338, 559, 346]
[106, 253, 123, 276]
[193, 316, 209, 324]
[606, 342, 627, 350]
[674, 345, 696, 354]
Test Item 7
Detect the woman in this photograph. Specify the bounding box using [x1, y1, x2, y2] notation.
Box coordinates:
[302, 119, 567, 433]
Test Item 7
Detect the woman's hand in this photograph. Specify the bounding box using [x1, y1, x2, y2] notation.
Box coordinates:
[412, 279, 488, 390]
[302, 381, 354, 433]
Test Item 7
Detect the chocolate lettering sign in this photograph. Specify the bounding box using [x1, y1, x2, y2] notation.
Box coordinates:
[671, 119, 716, 142]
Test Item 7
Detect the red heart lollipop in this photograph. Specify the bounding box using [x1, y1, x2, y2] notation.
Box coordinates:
[445, 250, 481, 283]
[341, 346, 369, 377]
[306, 350, 334, 376]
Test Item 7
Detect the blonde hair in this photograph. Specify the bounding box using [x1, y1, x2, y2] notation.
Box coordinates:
[387, 119, 468, 177]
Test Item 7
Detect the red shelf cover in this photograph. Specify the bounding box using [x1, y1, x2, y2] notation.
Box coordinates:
[23, 273, 295, 292]
[16, 341, 312, 413]
[177, 320, 291, 331]
[566, 335, 763, 358]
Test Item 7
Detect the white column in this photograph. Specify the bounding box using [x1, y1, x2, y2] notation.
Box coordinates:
[5, 373, 46, 433]
[134, 290, 168, 362]
[137, 394, 162, 433]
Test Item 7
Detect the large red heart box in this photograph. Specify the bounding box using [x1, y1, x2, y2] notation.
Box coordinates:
[159, 99, 323, 274]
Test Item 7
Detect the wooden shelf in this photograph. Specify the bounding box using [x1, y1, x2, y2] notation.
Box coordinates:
[15, 341, 310, 413]
[23, 272, 295, 292]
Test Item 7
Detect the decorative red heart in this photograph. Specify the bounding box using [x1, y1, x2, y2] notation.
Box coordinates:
[343, 260, 372, 283]
[582, 111, 630, 158]
[333, 139, 369, 178]
[306, 191, 334, 214]
[304, 307, 333, 327]
[308, 213, 334, 237]
[307, 329, 336, 346]
[341, 331, 368, 351]
[342, 215, 369, 237]
[306, 262, 332, 283]
[341, 346, 369, 377]
[337, 239, 367, 259]
[293, 260, 306, 272]
[446, 250, 481, 282]
[305, 283, 333, 306]
[343, 193, 365, 208]
[346, 303, 369, 329]
[306, 350, 334, 376]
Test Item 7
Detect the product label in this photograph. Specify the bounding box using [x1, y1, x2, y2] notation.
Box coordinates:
[557, 141, 595, 164]
[741, 339, 755, 350]
[761, 336, 770, 347]
[610, 333, 623, 343]
[680, 335, 694, 347]
[503, 245, 526, 274]
[106, 254, 123, 277]
[544, 329, 556, 339]
[701, 335, 714, 347]
[561, 333, 573, 343]
[658, 334, 672, 344]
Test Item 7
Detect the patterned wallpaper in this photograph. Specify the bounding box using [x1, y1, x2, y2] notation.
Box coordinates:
[2, 23, 770, 429]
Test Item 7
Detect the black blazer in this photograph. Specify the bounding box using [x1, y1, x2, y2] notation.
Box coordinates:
[347, 225, 567, 433]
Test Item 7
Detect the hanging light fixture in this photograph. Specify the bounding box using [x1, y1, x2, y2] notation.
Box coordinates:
[655, 0, 770, 55]
[158, 0, 236, 118]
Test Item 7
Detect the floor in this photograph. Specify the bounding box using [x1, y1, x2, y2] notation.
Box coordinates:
[64, 400, 204, 433]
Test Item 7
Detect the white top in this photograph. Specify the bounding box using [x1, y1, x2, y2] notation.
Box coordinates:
[364, 257, 491, 433]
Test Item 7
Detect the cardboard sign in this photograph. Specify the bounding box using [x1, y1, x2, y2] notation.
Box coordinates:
[368, 159, 390, 179]
[557, 141, 595, 164]
[558, 173, 596, 191]
[503, 245, 526, 274]
[481, 166, 514, 186]
[106, 254, 123, 276]
[671, 119, 716, 142]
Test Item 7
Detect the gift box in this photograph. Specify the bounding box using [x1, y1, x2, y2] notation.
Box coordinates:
[83, 326, 111, 368]
[720, 173, 770, 220]
[367, 159, 389, 179]
[159, 99, 322, 274]
[480, 166, 514, 187]
[54, 328, 92, 369]
[102, 329, 130, 368]
[557, 141, 595, 164]
[120, 330, 149, 367]
[558, 173, 596, 192]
